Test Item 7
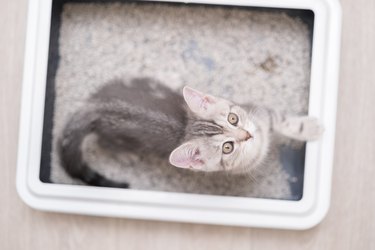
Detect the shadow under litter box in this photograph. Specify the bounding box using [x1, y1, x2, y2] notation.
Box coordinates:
[41, 1, 314, 200]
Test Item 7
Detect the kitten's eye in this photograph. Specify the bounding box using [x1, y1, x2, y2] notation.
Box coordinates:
[222, 141, 234, 154]
[228, 113, 239, 126]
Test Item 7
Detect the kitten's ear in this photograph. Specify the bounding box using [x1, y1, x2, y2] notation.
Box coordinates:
[169, 142, 205, 169]
[183, 86, 217, 115]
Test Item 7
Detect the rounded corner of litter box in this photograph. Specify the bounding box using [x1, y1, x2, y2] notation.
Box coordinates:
[296, 194, 331, 230]
[16, 174, 44, 212]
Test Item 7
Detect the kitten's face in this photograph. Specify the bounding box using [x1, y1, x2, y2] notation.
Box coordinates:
[169, 86, 267, 173]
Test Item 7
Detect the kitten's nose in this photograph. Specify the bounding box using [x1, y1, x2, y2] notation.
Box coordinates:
[232, 129, 252, 142]
[245, 131, 252, 141]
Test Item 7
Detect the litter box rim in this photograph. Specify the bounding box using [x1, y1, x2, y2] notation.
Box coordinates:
[16, 0, 341, 230]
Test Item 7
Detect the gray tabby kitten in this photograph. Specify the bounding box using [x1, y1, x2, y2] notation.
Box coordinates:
[59, 77, 322, 188]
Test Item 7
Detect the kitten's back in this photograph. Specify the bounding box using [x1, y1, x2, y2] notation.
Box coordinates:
[91, 78, 188, 155]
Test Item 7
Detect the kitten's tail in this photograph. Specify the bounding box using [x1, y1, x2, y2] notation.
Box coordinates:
[58, 110, 129, 188]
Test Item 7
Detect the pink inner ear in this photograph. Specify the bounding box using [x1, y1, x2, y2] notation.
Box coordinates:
[192, 92, 208, 110]
[183, 86, 214, 113]
[169, 143, 205, 169]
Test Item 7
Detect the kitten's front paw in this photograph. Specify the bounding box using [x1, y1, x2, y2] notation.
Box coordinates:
[298, 117, 324, 141]
[277, 116, 324, 141]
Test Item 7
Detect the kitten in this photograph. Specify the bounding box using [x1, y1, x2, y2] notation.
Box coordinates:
[58, 77, 322, 188]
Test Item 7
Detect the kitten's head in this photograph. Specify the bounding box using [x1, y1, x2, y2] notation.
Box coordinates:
[169, 86, 268, 173]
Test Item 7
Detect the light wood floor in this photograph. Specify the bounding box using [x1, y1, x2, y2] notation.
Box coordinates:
[1, 0, 374, 249]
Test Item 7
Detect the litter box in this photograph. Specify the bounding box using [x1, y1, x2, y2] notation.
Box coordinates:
[17, 0, 341, 229]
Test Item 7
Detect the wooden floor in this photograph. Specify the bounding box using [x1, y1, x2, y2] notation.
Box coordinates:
[1, 0, 374, 249]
